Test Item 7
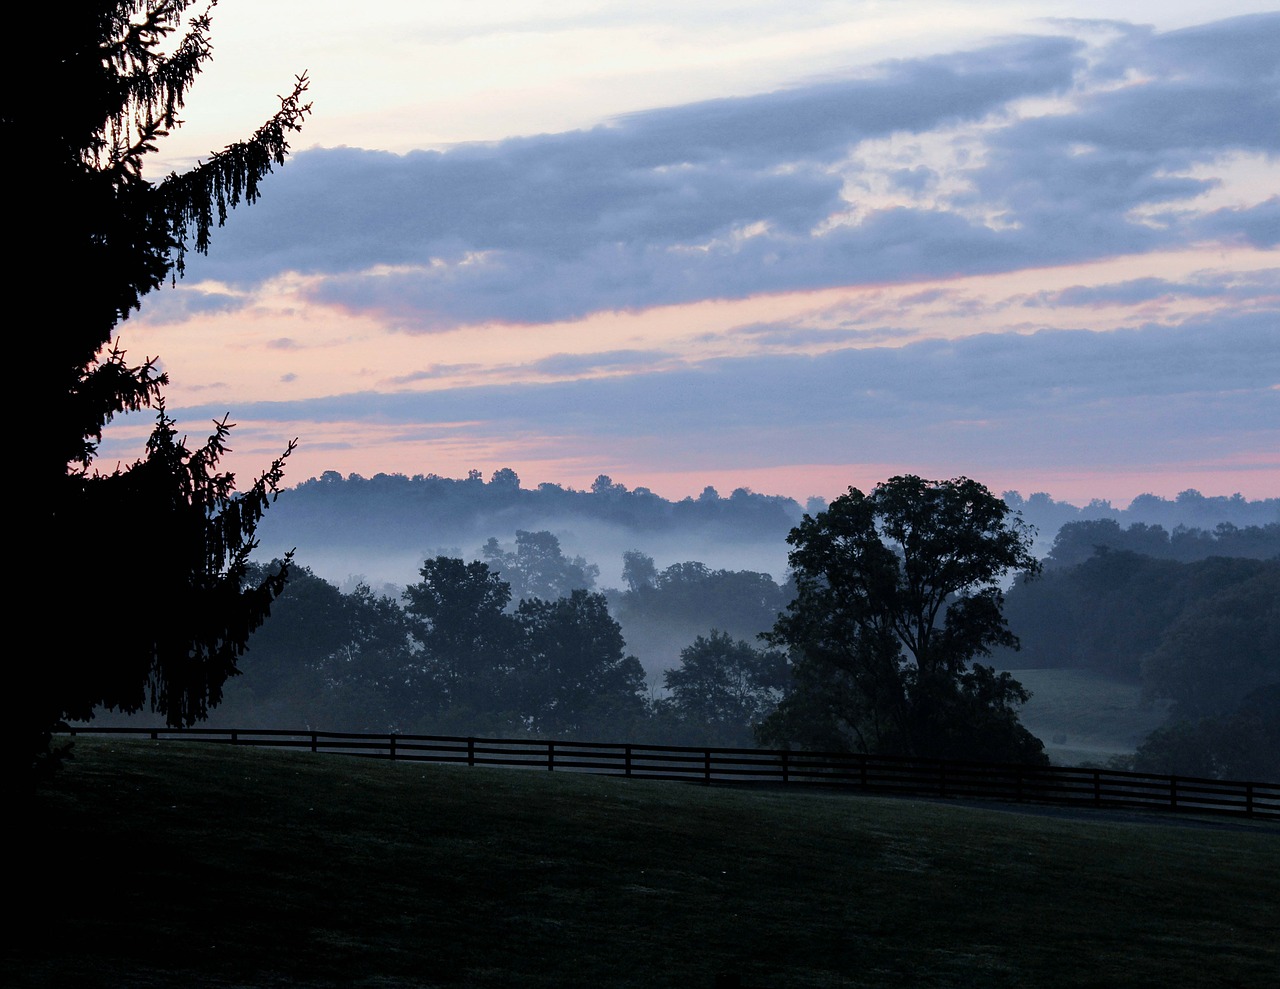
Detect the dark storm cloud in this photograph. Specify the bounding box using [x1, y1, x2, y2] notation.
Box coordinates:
[167, 15, 1276, 331]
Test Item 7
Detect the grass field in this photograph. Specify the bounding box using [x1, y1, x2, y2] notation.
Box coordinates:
[10, 737, 1278, 988]
[1002, 668, 1171, 765]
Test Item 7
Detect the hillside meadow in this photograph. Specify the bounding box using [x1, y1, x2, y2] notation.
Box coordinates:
[11, 738, 1278, 988]
[1002, 668, 1172, 766]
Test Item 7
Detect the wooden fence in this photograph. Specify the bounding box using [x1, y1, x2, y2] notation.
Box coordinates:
[64, 726, 1280, 820]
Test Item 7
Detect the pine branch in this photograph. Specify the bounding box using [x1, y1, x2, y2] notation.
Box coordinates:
[96, 2, 215, 172]
[158, 72, 312, 268]
[67, 343, 168, 470]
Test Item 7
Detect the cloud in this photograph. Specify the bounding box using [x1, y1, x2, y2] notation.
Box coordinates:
[1019, 267, 1280, 309]
[1025, 277, 1227, 308]
[602, 34, 1083, 164]
[384, 363, 485, 385]
[174, 306, 1278, 473]
[968, 15, 1280, 237]
[729, 323, 913, 348]
[166, 14, 1278, 333]
[181, 35, 1080, 311]
[1191, 197, 1280, 249]
[529, 350, 674, 376]
[134, 284, 246, 321]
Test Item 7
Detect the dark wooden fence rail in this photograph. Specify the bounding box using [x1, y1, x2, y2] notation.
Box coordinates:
[63, 726, 1280, 820]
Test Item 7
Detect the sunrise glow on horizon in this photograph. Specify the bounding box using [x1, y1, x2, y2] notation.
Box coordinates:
[97, 3, 1278, 509]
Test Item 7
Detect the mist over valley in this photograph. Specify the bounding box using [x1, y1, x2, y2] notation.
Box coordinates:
[252, 469, 1278, 597]
[225, 469, 1280, 780]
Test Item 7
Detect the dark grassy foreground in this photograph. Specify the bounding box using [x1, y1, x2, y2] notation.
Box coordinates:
[11, 739, 1278, 989]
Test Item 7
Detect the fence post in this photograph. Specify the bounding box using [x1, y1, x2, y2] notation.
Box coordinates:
[389, 734, 396, 762]
[704, 749, 712, 786]
[468, 737, 475, 768]
[311, 732, 317, 754]
[548, 741, 555, 772]
[625, 745, 632, 778]
[231, 731, 238, 745]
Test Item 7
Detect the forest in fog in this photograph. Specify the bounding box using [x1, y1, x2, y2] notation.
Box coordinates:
[117, 470, 1275, 781]
[251, 468, 1279, 591]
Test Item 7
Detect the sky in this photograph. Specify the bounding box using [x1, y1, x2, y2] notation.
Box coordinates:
[104, 1, 1280, 506]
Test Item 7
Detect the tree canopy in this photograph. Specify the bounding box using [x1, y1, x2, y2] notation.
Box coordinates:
[660, 631, 788, 746]
[481, 530, 599, 604]
[760, 476, 1046, 763]
[516, 591, 647, 737]
[401, 557, 522, 719]
[19, 3, 311, 777]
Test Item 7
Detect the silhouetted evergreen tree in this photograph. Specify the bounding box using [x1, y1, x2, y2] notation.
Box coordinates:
[17, 3, 311, 778]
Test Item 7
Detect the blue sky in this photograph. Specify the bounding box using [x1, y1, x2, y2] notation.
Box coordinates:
[106, 3, 1279, 504]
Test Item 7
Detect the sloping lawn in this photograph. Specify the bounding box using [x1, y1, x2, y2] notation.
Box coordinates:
[12, 738, 1278, 988]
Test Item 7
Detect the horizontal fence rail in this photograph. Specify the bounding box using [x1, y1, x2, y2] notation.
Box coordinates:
[62, 726, 1280, 821]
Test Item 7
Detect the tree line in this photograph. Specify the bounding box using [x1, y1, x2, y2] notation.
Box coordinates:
[261, 468, 808, 558]
[995, 533, 1279, 779]
[250, 468, 1278, 590]
[213, 550, 789, 749]
[218, 496, 1279, 777]
[203, 477, 1055, 766]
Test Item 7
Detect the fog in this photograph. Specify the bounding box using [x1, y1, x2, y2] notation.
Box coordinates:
[250, 475, 805, 596]
[265, 520, 792, 598]
[250, 473, 1276, 598]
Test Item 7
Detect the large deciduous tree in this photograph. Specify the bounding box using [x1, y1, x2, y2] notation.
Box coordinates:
[760, 476, 1047, 764]
[15, 3, 311, 777]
